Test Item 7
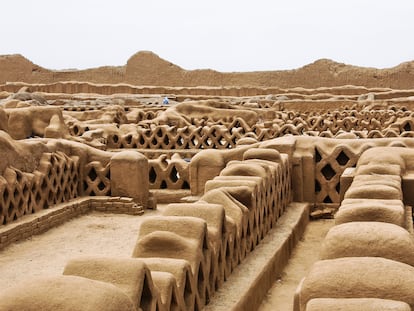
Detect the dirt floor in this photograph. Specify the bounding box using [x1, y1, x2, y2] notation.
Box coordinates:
[0, 208, 163, 290]
[0, 206, 333, 311]
[258, 218, 334, 311]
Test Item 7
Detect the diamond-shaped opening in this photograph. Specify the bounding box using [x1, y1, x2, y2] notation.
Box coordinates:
[73, 125, 80, 135]
[169, 166, 179, 183]
[3, 188, 9, 202]
[177, 137, 183, 146]
[182, 181, 190, 189]
[13, 188, 20, 199]
[22, 184, 29, 194]
[125, 134, 133, 145]
[163, 135, 170, 146]
[139, 135, 145, 146]
[315, 180, 321, 193]
[336, 150, 350, 166]
[35, 191, 42, 204]
[160, 180, 167, 189]
[8, 201, 14, 217]
[323, 195, 333, 203]
[149, 167, 157, 183]
[97, 181, 106, 191]
[83, 180, 89, 191]
[72, 173, 78, 184]
[219, 137, 227, 146]
[315, 148, 322, 163]
[403, 122, 411, 132]
[191, 136, 198, 146]
[151, 137, 158, 146]
[112, 134, 119, 143]
[88, 168, 98, 181]
[335, 182, 341, 194]
[321, 164, 336, 181]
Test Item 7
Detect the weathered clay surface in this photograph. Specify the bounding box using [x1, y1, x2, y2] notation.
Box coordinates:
[1, 54, 414, 311]
[335, 199, 406, 227]
[305, 298, 411, 311]
[0, 275, 136, 311]
[2, 51, 414, 88]
[298, 257, 414, 310]
[320, 221, 414, 266]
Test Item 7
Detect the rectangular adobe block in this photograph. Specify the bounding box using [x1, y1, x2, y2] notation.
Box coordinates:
[110, 151, 149, 208]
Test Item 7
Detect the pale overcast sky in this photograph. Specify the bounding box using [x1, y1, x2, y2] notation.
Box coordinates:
[1, 0, 413, 72]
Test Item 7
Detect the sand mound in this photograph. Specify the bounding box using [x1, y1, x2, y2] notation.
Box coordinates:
[1, 51, 414, 88]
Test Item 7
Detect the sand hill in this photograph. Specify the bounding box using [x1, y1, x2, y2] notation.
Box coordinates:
[1, 51, 414, 89]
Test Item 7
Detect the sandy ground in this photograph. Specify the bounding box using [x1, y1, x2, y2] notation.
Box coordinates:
[0, 208, 163, 290]
[0, 206, 333, 311]
[258, 219, 334, 311]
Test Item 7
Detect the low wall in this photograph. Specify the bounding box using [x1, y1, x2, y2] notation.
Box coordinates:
[0, 196, 142, 251]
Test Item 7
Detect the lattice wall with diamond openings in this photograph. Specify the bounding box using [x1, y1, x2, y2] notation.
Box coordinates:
[88, 108, 414, 152]
[107, 125, 244, 150]
[148, 154, 190, 190]
[0, 152, 80, 225]
[197, 125, 238, 149]
[314, 145, 359, 204]
[83, 161, 111, 196]
[36, 153, 80, 206]
[0, 169, 30, 224]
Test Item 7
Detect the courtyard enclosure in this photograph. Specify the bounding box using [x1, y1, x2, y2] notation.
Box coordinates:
[0, 55, 414, 310]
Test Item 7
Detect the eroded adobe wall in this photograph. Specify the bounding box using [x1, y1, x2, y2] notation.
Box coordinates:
[0, 141, 296, 311]
[2, 52, 414, 89]
[295, 147, 414, 311]
[4, 84, 414, 216]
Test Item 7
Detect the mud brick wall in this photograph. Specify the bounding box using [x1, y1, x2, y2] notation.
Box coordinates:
[0, 152, 80, 225]
[294, 147, 414, 310]
[0, 196, 143, 251]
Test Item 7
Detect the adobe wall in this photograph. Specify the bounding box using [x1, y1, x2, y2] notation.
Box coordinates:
[1, 52, 414, 89]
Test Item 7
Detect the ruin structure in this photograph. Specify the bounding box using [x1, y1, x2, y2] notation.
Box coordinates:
[0, 52, 413, 310]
